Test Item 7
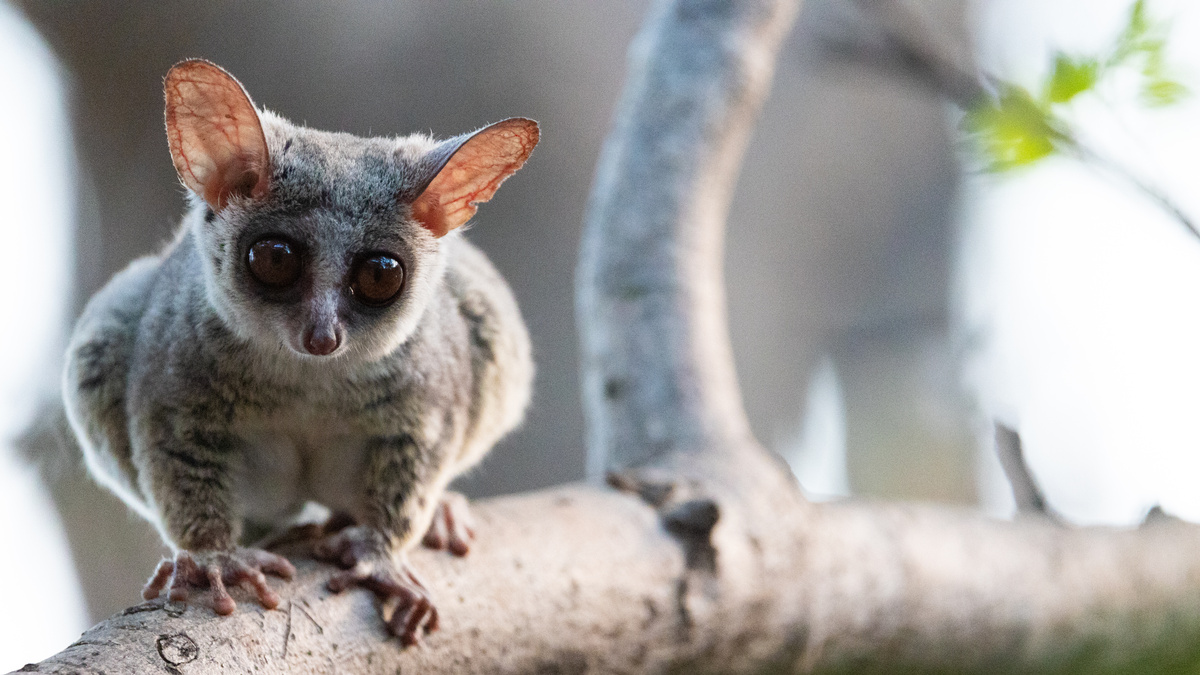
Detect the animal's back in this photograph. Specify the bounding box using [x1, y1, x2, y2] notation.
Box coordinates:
[63, 254, 162, 515]
[442, 236, 534, 471]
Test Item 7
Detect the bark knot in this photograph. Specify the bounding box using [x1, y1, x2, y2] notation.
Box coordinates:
[663, 498, 720, 573]
[157, 632, 200, 666]
[607, 471, 721, 573]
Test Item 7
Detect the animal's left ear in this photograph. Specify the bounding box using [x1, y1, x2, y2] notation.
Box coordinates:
[410, 118, 539, 238]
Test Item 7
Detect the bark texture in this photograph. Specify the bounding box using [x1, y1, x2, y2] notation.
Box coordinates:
[23, 486, 1200, 674]
[23, 0, 1200, 673]
[577, 0, 799, 474]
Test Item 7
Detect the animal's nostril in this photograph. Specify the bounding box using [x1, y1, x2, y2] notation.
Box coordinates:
[304, 326, 341, 356]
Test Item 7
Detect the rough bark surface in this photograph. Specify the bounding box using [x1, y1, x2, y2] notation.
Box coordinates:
[23, 0, 1200, 673]
[23, 485, 1200, 674]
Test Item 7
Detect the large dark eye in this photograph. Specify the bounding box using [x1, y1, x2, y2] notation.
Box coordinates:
[350, 254, 405, 306]
[247, 238, 301, 288]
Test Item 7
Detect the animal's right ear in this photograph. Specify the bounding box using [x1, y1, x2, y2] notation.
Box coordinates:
[164, 60, 270, 211]
[408, 118, 539, 238]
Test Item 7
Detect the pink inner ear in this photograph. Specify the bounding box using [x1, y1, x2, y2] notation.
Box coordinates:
[165, 60, 270, 211]
[411, 189, 451, 238]
[413, 119, 539, 237]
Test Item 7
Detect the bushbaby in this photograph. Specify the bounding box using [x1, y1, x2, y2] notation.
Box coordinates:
[62, 59, 537, 644]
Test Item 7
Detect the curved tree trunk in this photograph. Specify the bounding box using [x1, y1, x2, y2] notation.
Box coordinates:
[23, 0, 1200, 673]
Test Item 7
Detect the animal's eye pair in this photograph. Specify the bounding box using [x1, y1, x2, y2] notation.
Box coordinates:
[246, 237, 405, 306]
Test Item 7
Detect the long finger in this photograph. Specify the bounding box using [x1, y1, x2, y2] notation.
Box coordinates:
[207, 565, 236, 615]
[423, 506, 449, 550]
[167, 554, 199, 603]
[241, 567, 281, 610]
[424, 602, 440, 634]
[390, 597, 433, 647]
[143, 559, 175, 600]
[446, 507, 472, 557]
[251, 550, 296, 580]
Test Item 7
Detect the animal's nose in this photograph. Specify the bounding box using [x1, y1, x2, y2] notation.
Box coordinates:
[303, 324, 341, 356]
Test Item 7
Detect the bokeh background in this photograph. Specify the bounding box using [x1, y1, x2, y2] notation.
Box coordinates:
[3, 0, 1200, 669]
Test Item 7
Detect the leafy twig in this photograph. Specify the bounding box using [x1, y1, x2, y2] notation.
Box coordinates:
[840, 0, 1199, 242]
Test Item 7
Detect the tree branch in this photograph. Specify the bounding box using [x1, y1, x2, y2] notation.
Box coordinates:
[994, 423, 1061, 522]
[577, 0, 801, 475]
[26, 484, 1200, 674]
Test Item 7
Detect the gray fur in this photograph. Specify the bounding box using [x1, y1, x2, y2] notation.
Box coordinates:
[63, 109, 534, 555]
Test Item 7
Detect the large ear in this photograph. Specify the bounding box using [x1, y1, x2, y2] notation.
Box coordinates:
[410, 118, 539, 238]
[164, 60, 270, 211]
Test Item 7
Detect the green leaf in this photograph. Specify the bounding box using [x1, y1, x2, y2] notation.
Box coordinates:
[1045, 53, 1100, 104]
[1142, 77, 1189, 106]
[1113, 0, 1155, 65]
[1127, 0, 1149, 43]
[1139, 40, 1167, 76]
[963, 86, 1060, 171]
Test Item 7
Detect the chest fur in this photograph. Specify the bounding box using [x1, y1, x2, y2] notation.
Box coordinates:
[231, 409, 364, 522]
[229, 383, 465, 525]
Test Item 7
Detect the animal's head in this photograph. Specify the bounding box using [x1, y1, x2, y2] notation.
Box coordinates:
[163, 59, 538, 362]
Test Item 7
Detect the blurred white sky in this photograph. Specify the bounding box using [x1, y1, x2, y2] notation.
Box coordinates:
[962, 0, 1200, 524]
[0, 2, 88, 671]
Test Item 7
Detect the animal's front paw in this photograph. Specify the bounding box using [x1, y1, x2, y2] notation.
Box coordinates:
[422, 491, 476, 556]
[316, 526, 438, 646]
[142, 547, 296, 615]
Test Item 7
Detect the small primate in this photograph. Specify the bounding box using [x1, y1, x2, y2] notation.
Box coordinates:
[63, 60, 537, 644]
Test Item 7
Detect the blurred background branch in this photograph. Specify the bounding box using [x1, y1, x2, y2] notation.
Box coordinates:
[993, 422, 1061, 521]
